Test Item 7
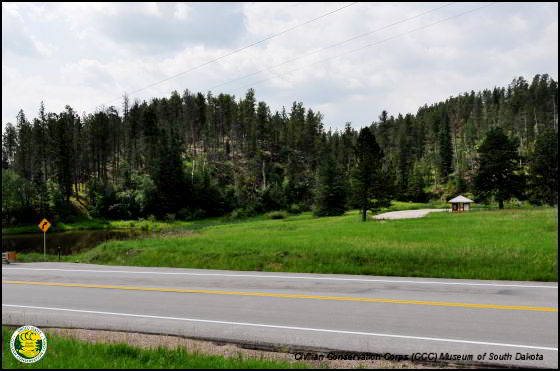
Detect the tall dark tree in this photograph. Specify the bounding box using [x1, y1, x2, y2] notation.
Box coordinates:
[396, 114, 413, 196]
[407, 167, 429, 202]
[474, 127, 525, 209]
[2, 122, 18, 169]
[529, 128, 558, 206]
[31, 116, 48, 214]
[313, 149, 347, 217]
[50, 106, 78, 211]
[438, 111, 453, 182]
[15, 109, 33, 181]
[352, 127, 384, 221]
[152, 131, 188, 216]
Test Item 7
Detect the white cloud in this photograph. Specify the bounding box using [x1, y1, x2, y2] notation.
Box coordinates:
[2, 2, 558, 131]
[174, 3, 191, 20]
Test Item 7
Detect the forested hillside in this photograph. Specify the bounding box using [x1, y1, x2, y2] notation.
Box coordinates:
[2, 73, 558, 225]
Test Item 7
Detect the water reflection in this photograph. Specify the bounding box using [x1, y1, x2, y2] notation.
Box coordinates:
[2, 229, 147, 255]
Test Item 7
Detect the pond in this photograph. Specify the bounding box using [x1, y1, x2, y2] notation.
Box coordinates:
[2, 229, 148, 255]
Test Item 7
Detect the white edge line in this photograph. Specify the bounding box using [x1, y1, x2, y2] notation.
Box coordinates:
[2, 304, 557, 352]
[2, 267, 558, 289]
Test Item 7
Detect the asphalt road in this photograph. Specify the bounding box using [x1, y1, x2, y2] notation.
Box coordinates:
[2, 262, 558, 368]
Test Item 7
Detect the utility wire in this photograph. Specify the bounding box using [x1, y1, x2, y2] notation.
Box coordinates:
[205, 2, 454, 92]
[97, 2, 359, 110]
[229, 2, 498, 96]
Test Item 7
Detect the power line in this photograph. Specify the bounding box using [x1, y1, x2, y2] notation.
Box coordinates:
[229, 2, 498, 96]
[96, 2, 359, 111]
[204, 2, 454, 93]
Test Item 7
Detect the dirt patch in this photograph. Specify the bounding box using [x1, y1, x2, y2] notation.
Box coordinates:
[40, 327, 463, 369]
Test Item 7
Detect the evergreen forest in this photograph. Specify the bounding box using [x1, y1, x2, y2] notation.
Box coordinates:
[2, 73, 558, 226]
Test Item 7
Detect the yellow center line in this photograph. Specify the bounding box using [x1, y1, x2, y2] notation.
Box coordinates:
[2, 280, 557, 312]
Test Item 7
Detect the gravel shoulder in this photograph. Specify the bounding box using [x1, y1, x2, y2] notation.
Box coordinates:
[37, 327, 461, 369]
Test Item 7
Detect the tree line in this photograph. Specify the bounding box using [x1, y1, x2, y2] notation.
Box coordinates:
[2, 73, 557, 226]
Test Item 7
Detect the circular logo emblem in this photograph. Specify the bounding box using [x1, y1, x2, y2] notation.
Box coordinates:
[10, 326, 47, 363]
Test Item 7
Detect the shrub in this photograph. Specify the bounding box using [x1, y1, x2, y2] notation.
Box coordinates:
[229, 209, 244, 220]
[229, 208, 255, 220]
[287, 203, 301, 215]
[267, 211, 288, 220]
[505, 198, 523, 208]
[259, 184, 287, 212]
[165, 213, 176, 222]
[187, 208, 206, 221]
[177, 208, 190, 220]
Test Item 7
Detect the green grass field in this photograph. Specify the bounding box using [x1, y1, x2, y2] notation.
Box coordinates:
[1, 328, 306, 369]
[16, 207, 558, 282]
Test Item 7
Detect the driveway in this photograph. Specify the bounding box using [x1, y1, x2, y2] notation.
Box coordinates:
[373, 209, 448, 220]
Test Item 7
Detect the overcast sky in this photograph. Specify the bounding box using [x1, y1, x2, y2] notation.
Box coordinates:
[2, 2, 558, 131]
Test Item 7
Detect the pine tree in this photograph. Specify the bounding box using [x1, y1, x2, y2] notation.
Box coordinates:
[438, 111, 453, 182]
[474, 127, 525, 208]
[407, 167, 428, 202]
[53, 106, 78, 209]
[15, 110, 33, 181]
[352, 127, 384, 221]
[2, 122, 18, 169]
[313, 150, 347, 217]
[529, 128, 558, 206]
[152, 131, 188, 216]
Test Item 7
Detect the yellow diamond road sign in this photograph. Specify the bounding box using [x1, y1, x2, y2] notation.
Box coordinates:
[38, 218, 51, 233]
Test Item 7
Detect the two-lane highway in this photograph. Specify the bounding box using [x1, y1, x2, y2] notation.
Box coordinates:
[2, 263, 558, 368]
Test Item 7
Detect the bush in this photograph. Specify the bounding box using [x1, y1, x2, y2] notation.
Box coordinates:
[259, 184, 287, 213]
[311, 205, 321, 217]
[505, 198, 523, 208]
[229, 208, 246, 220]
[287, 203, 302, 215]
[165, 213, 176, 222]
[147, 214, 156, 222]
[177, 208, 190, 220]
[267, 211, 288, 220]
[187, 208, 206, 221]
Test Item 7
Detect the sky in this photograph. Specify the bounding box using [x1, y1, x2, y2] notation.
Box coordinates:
[2, 2, 558, 132]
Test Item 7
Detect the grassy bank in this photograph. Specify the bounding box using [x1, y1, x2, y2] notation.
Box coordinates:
[1, 201, 447, 235]
[1, 327, 307, 369]
[1, 214, 270, 235]
[17, 207, 558, 281]
[2, 217, 190, 235]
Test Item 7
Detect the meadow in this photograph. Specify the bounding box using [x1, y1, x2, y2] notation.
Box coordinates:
[15, 207, 558, 282]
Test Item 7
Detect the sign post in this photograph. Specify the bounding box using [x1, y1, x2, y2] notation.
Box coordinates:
[38, 218, 51, 258]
